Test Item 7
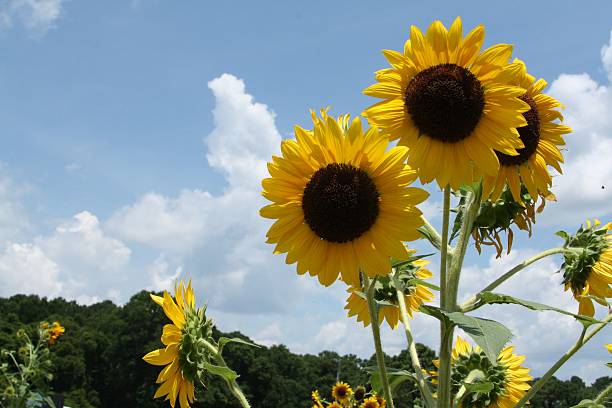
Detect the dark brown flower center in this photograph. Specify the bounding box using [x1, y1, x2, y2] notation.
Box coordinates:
[302, 163, 380, 243]
[497, 94, 541, 166]
[405, 63, 485, 143]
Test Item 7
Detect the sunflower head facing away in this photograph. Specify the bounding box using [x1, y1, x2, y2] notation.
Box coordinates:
[345, 257, 434, 328]
[432, 336, 532, 408]
[483, 59, 571, 203]
[559, 219, 612, 316]
[261, 110, 428, 287]
[363, 17, 530, 189]
[144, 280, 213, 408]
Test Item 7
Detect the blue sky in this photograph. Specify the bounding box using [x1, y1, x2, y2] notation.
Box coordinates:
[1, 0, 611, 383]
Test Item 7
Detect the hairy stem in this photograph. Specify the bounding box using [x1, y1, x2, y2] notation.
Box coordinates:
[438, 185, 453, 408]
[514, 313, 612, 408]
[393, 272, 436, 407]
[200, 339, 251, 408]
[421, 216, 454, 257]
[364, 275, 396, 408]
[594, 382, 612, 404]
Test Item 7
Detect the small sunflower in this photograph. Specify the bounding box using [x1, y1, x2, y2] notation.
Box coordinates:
[48, 321, 65, 345]
[374, 395, 387, 408]
[345, 258, 434, 328]
[261, 110, 428, 286]
[483, 59, 571, 203]
[327, 403, 343, 408]
[311, 390, 324, 408]
[433, 336, 532, 408]
[607, 344, 612, 354]
[144, 280, 203, 408]
[332, 381, 353, 405]
[363, 17, 529, 189]
[559, 219, 612, 316]
[360, 396, 381, 408]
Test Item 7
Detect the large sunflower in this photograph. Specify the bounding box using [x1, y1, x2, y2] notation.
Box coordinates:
[345, 258, 434, 328]
[433, 336, 532, 408]
[143, 280, 198, 408]
[483, 59, 572, 203]
[560, 219, 612, 316]
[363, 17, 529, 189]
[261, 110, 428, 286]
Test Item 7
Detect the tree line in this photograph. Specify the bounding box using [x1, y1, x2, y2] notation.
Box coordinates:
[0, 292, 609, 407]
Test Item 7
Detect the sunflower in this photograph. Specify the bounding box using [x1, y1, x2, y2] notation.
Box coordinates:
[433, 336, 532, 408]
[327, 403, 343, 408]
[143, 280, 199, 408]
[374, 395, 387, 408]
[48, 321, 65, 345]
[311, 390, 324, 408]
[332, 381, 353, 405]
[483, 59, 571, 203]
[560, 219, 612, 316]
[360, 396, 381, 408]
[261, 110, 428, 286]
[363, 17, 529, 189]
[345, 258, 434, 328]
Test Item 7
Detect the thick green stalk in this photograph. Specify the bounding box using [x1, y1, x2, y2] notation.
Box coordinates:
[459, 247, 567, 312]
[393, 272, 436, 407]
[364, 275, 395, 408]
[514, 313, 612, 408]
[447, 188, 479, 310]
[437, 185, 453, 408]
[200, 340, 251, 408]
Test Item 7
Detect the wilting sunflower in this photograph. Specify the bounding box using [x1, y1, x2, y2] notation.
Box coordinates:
[432, 336, 532, 408]
[143, 280, 203, 408]
[363, 17, 529, 189]
[261, 110, 428, 286]
[331, 381, 353, 405]
[559, 219, 612, 316]
[48, 321, 65, 345]
[345, 258, 434, 328]
[483, 59, 571, 203]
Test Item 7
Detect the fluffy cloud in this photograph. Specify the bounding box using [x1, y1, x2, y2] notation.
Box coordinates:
[541, 30, 612, 225]
[0, 0, 63, 34]
[0, 242, 62, 297]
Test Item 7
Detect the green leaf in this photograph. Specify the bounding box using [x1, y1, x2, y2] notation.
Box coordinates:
[445, 312, 512, 364]
[366, 366, 418, 394]
[419, 306, 512, 363]
[218, 336, 260, 354]
[569, 399, 605, 408]
[555, 230, 570, 241]
[477, 292, 606, 328]
[202, 361, 239, 381]
[404, 278, 440, 292]
[463, 381, 494, 393]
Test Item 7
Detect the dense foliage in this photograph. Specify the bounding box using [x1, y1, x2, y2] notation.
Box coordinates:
[0, 292, 608, 407]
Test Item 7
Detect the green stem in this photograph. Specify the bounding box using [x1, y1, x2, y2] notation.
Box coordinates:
[200, 340, 251, 408]
[364, 275, 395, 408]
[438, 185, 453, 408]
[447, 187, 480, 310]
[393, 271, 436, 407]
[514, 313, 612, 408]
[459, 247, 567, 312]
[594, 382, 612, 404]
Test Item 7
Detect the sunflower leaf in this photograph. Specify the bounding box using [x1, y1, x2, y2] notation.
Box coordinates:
[404, 278, 440, 291]
[476, 292, 606, 328]
[421, 306, 513, 363]
[463, 381, 494, 393]
[218, 337, 260, 355]
[365, 366, 419, 394]
[201, 361, 239, 381]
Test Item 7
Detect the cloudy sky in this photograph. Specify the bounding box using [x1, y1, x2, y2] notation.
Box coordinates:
[1, 0, 611, 383]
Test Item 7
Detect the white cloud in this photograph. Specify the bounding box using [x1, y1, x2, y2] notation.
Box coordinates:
[542, 30, 612, 225]
[147, 255, 182, 292]
[0, 242, 62, 297]
[1, 0, 63, 34]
